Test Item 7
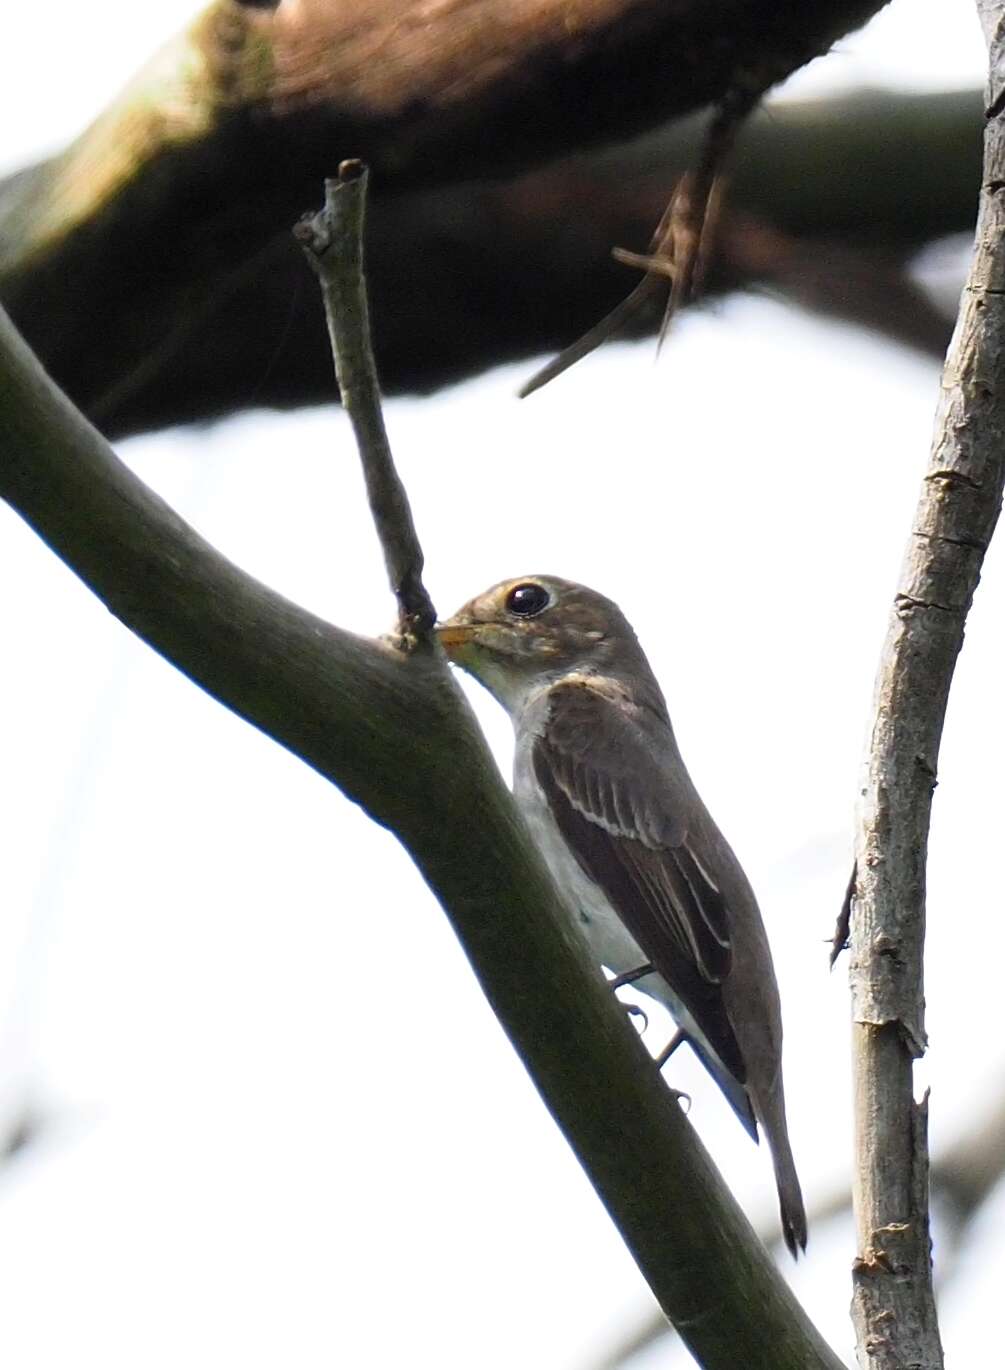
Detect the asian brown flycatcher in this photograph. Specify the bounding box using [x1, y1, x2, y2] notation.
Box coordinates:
[437, 574, 806, 1255]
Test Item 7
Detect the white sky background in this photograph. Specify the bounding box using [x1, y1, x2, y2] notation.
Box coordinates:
[0, 2, 996, 1367]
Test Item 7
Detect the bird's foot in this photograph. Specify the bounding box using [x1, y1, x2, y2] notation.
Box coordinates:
[656, 1031, 691, 1110]
[611, 965, 654, 1034]
[655, 1027, 686, 1070]
[608, 963, 654, 992]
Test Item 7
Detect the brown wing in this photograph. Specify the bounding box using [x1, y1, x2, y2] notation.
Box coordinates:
[534, 679, 746, 1083]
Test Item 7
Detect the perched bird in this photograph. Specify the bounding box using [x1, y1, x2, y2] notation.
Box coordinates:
[436, 575, 807, 1255]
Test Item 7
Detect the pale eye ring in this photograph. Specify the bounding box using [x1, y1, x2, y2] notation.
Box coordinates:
[505, 583, 551, 618]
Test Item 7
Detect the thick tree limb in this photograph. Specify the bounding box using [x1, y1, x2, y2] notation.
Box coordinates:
[589, 1080, 1005, 1370]
[0, 302, 844, 1366]
[2, 44, 975, 436]
[846, 8, 1005, 1367]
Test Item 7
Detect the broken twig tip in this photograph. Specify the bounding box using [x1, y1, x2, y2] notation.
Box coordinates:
[292, 210, 330, 260]
[830, 863, 857, 968]
[612, 245, 676, 282]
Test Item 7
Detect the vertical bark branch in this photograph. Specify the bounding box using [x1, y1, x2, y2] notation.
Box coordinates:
[849, 6, 1005, 1365]
[296, 161, 435, 639]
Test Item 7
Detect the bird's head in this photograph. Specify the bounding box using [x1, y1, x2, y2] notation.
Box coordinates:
[436, 575, 650, 715]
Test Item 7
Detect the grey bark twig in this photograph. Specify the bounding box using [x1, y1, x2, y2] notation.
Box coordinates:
[295, 160, 435, 641]
[848, 6, 1005, 1366]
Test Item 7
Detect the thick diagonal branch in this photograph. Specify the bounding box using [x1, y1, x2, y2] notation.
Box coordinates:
[0, 300, 844, 1368]
[847, 8, 1005, 1367]
[589, 1081, 1005, 1370]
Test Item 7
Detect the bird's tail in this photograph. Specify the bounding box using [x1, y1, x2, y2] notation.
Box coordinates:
[764, 1109, 807, 1258]
[690, 1035, 807, 1255]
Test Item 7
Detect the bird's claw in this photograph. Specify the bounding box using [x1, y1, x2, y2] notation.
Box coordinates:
[655, 1027, 685, 1070]
[609, 963, 654, 992]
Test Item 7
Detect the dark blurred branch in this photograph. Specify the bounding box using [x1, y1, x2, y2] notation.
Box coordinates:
[936, 1087, 1005, 1228]
[3, 0, 884, 239]
[721, 216, 955, 358]
[1, 53, 977, 437]
[0, 1109, 42, 1165]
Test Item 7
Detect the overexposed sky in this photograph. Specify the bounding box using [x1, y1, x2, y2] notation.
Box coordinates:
[1, 3, 998, 1369]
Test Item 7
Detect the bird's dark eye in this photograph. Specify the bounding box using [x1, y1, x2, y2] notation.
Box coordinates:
[506, 582, 551, 618]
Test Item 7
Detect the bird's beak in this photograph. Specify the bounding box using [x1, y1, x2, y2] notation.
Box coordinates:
[435, 621, 479, 659]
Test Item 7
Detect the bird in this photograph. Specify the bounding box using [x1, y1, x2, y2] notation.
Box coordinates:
[436, 574, 807, 1256]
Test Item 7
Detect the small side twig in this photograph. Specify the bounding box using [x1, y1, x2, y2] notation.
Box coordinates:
[830, 862, 856, 966]
[518, 88, 756, 399]
[295, 160, 435, 643]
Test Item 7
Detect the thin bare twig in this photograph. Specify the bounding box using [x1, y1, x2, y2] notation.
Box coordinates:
[518, 89, 756, 398]
[847, 7, 1005, 1365]
[652, 91, 754, 343]
[516, 274, 661, 399]
[295, 160, 435, 642]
